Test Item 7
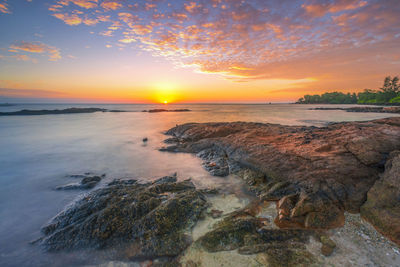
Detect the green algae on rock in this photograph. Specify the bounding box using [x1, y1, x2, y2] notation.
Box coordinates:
[39, 175, 208, 260]
[197, 203, 318, 266]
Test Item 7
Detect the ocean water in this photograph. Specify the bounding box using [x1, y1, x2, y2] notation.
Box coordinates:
[0, 103, 399, 266]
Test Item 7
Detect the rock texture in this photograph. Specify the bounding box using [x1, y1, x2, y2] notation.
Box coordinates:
[197, 204, 317, 266]
[161, 118, 400, 236]
[361, 151, 400, 245]
[40, 175, 207, 260]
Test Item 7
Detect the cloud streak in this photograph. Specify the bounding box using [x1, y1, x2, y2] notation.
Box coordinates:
[0, 0, 10, 13]
[9, 41, 61, 61]
[48, 0, 400, 81]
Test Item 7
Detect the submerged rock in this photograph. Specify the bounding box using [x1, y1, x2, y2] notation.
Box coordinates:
[56, 174, 104, 190]
[40, 175, 208, 260]
[361, 151, 400, 245]
[161, 118, 400, 234]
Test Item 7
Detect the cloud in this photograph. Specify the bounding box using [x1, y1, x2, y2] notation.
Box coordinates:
[12, 54, 38, 63]
[101, 1, 122, 11]
[53, 12, 82, 25]
[9, 41, 61, 61]
[0, 88, 67, 97]
[302, 0, 367, 17]
[61, 0, 98, 9]
[0, 1, 10, 14]
[48, 0, 400, 81]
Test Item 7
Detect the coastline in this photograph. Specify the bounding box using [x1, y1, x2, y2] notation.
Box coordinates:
[27, 116, 400, 266]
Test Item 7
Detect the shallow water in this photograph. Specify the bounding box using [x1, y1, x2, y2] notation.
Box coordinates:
[0, 103, 399, 266]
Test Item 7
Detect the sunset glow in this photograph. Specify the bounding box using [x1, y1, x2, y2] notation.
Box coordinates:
[0, 0, 399, 103]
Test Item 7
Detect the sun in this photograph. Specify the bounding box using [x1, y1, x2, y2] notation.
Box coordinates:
[150, 81, 181, 104]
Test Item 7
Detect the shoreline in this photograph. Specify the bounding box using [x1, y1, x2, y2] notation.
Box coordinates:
[27, 116, 400, 266]
[160, 118, 400, 245]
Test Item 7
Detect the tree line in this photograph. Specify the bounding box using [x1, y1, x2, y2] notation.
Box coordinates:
[296, 76, 400, 105]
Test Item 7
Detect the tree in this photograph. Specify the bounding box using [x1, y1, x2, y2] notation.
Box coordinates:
[296, 75, 400, 104]
[381, 76, 399, 93]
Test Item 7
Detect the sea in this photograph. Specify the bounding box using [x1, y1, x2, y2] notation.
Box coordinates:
[0, 103, 399, 266]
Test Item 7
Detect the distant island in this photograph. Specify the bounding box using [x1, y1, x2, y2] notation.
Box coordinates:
[297, 76, 400, 105]
[0, 107, 126, 116]
[0, 103, 16, 107]
[311, 106, 400, 114]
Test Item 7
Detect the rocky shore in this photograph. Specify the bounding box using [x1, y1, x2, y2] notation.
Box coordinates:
[35, 117, 400, 266]
[311, 106, 400, 113]
[0, 107, 125, 116]
[161, 117, 400, 245]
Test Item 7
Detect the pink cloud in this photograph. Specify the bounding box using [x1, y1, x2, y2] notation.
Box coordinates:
[47, 0, 400, 82]
[101, 1, 122, 11]
[9, 41, 61, 61]
[0, 1, 10, 14]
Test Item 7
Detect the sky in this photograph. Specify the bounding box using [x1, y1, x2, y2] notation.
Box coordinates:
[0, 0, 399, 103]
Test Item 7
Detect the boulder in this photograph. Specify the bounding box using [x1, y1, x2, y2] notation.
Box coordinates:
[361, 151, 400, 245]
[40, 175, 208, 260]
[162, 118, 400, 231]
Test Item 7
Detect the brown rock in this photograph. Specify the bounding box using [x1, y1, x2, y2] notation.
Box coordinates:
[320, 235, 336, 256]
[162, 118, 400, 231]
[361, 151, 400, 245]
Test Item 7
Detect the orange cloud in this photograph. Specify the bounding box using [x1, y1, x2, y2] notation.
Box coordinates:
[9, 41, 61, 61]
[185, 2, 201, 13]
[46, 0, 400, 83]
[0, 1, 10, 14]
[53, 12, 82, 25]
[303, 0, 367, 17]
[59, 0, 98, 9]
[101, 1, 122, 11]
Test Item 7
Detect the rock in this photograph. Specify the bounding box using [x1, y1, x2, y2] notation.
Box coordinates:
[197, 148, 230, 176]
[209, 209, 223, 218]
[198, 216, 264, 252]
[143, 137, 148, 142]
[198, 203, 313, 253]
[56, 174, 103, 190]
[152, 173, 177, 184]
[262, 248, 317, 267]
[319, 235, 336, 256]
[361, 151, 400, 245]
[81, 175, 102, 186]
[199, 188, 219, 195]
[40, 175, 208, 260]
[161, 118, 400, 230]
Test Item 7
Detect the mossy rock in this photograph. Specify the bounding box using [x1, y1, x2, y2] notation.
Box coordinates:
[39, 176, 208, 260]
